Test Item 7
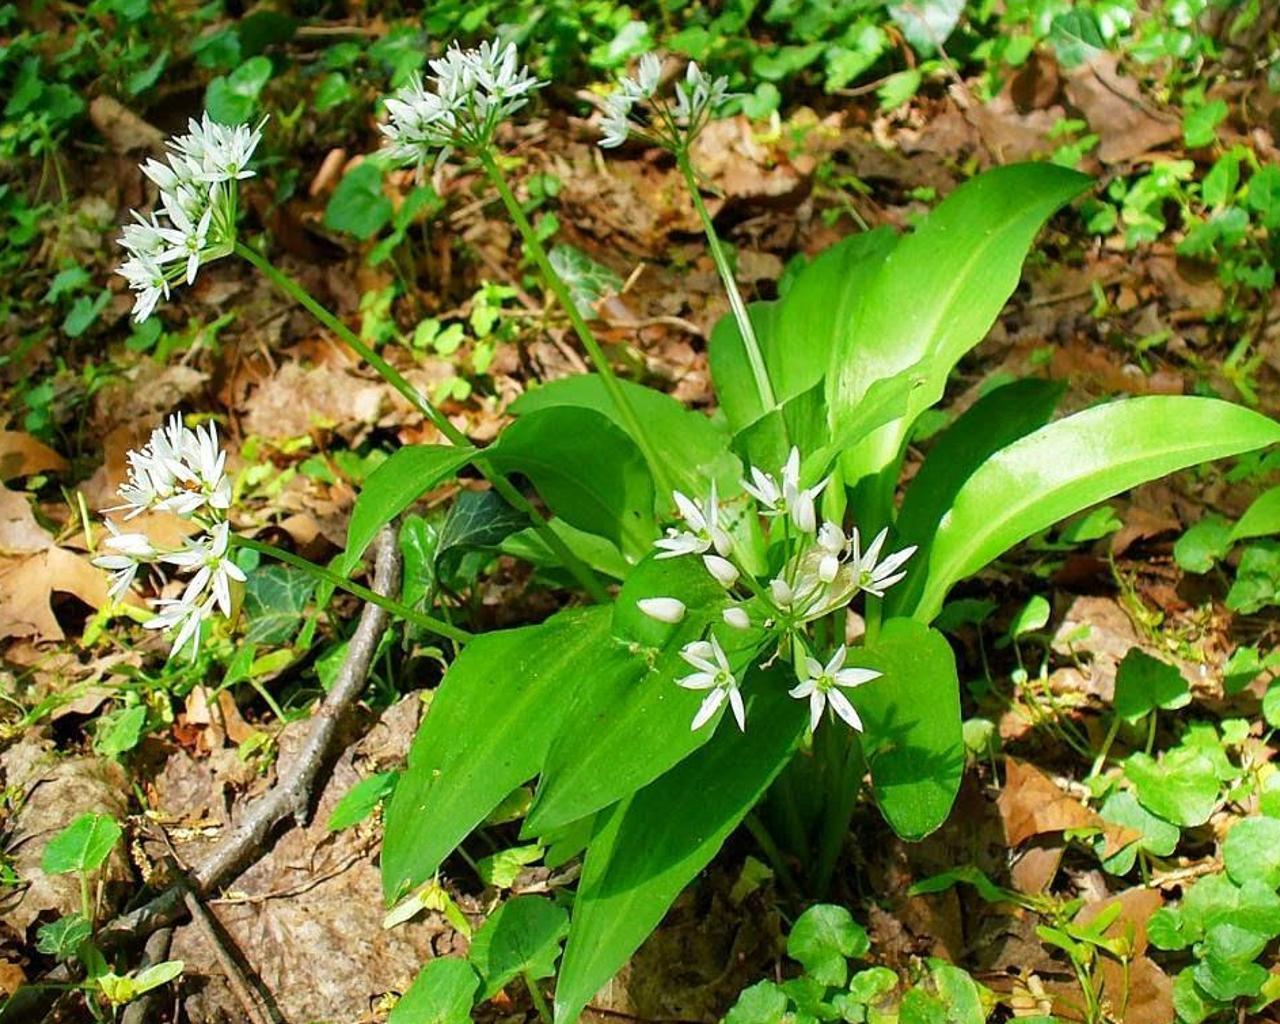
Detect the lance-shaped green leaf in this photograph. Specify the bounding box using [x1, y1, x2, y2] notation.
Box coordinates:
[341, 445, 474, 574]
[381, 606, 634, 899]
[552, 671, 807, 1024]
[524, 555, 743, 835]
[486, 405, 656, 560]
[827, 164, 1092, 487]
[907, 397, 1280, 623]
[847, 618, 962, 840]
[511, 375, 739, 498]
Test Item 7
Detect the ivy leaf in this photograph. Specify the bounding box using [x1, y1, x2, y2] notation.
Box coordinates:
[887, 0, 963, 56]
[436, 489, 528, 566]
[41, 814, 122, 875]
[548, 245, 622, 318]
[36, 914, 92, 960]
[243, 564, 314, 644]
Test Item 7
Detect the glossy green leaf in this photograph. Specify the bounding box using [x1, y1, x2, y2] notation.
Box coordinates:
[381, 606, 633, 898]
[848, 618, 963, 839]
[511, 374, 738, 497]
[1112, 649, 1190, 724]
[41, 813, 121, 875]
[553, 672, 807, 1024]
[389, 957, 479, 1024]
[786, 904, 869, 986]
[525, 556, 740, 834]
[827, 164, 1091, 487]
[341, 445, 473, 575]
[1092, 789, 1180, 875]
[1223, 817, 1280, 889]
[896, 379, 1064, 553]
[468, 895, 568, 999]
[327, 772, 398, 831]
[1231, 485, 1280, 542]
[906, 397, 1280, 622]
[487, 406, 656, 559]
[1126, 749, 1219, 827]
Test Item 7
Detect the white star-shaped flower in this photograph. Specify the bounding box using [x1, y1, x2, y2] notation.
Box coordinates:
[788, 646, 880, 732]
[676, 634, 745, 731]
[850, 527, 917, 598]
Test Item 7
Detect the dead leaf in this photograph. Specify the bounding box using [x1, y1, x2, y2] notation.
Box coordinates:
[1096, 955, 1173, 1024]
[0, 961, 25, 998]
[1064, 53, 1181, 164]
[998, 760, 1139, 857]
[0, 546, 113, 642]
[88, 95, 165, 155]
[0, 485, 52, 555]
[1077, 887, 1163, 958]
[0, 433, 66, 481]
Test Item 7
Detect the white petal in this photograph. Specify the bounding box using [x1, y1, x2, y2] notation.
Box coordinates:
[677, 672, 717, 691]
[824, 646, 848, 675]
[728, 688, 746, 732]
[788, 680, 815, 699]
[827, 688, 863, 732]
[690, 688, 726, 730]
[808, 690, 825, 733]
[834, 667, 881, 689]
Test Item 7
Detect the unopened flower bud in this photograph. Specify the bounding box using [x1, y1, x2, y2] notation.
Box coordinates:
[703, 554, 739, 589]
[638, 597, 686, 624]
[723, 606, 750, 630]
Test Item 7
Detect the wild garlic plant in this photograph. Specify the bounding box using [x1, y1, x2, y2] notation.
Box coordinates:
[84, 38, 1280, 1024]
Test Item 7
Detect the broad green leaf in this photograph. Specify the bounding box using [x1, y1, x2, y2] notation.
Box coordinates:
[725, 980, 788, 1024]
[381, 606, 631, 898]
[327, 771, 398, 831]
[36, 914, 92, 960]
[94, 705, 148, 757]
[1174, 514, 1233, 574]
[341, 445, 473, 575]
[476, 843, 541, 887]
[905, 397, 1280, 622]
[41, 813, 121, 875]
[389, 957, 479, 1024]
[524, 556, 739, 835]
[1223, 817, 1280, 889]
[786, 905, 869, 986]
[547, 244, 623, 317]
[511, 373, 738, 498]
[850, 618, 963, 839]
[1092, 790, 1180, 875]
[487, 406, 656, 559]
[1231, 485, 1280, 542]
[243, 564, 314, 644]
[1226, 541, 1280, 614]
[553, 671, 807, 1024]
[896, 379, 1064, 553]
[1125, 749, 1219, 827]
[1112, 649, 1190, 724]
[827, 164, 1091, 489]
[468, 895, 569, 999]
[325, 161, 393, 240]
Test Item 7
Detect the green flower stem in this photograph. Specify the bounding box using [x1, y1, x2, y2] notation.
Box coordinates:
[234, 535, 473, 645]
[476, 150, 678, 501]
[523, 970, 552, 1024]
[234, 241, 609, 604]
[812, 727, 865, 896]
[675, 149, 777, 414]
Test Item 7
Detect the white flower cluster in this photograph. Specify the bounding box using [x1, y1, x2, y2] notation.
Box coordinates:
[599, 53, 730, 151]
[93, 414, 243, 659]
[381, 38, 543, 169]
[117, 114, 264, 321]
[643, 447, 917, 734]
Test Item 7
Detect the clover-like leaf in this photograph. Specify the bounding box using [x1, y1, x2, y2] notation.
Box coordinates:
[786, 904, 869, 987]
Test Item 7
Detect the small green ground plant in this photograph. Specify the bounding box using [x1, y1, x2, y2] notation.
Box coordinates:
[73, 35, 1280, 1024]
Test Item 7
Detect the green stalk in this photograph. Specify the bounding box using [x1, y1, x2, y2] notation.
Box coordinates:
[812, 728, 865, 896]
[523, 970, 552, 1024]
[235, 536, 473, 645]
[675, 149, 776, 414]
[234, 241, 609, 603]
[476, 151, 678, 501]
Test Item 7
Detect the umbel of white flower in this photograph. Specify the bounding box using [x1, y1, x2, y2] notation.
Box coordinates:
[93, 414, 243, 660]
[380, 38, 543, 170]
[640, 446, 917, 734]
[599, 53, 731, 152]
[117, 115, 264, 321]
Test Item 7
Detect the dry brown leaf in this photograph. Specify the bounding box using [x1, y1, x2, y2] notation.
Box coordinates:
[0, 546, 113, 642]
[998, 760, 1140, 857]
[1096, 955, 1173, 1024]
[0, 961, 25, 998]
[1064, 53, 1181, 164]
[0, 432, 67, 481]
[0, 485, 52, 555]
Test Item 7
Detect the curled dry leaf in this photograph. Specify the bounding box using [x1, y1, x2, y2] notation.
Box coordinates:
[998, 760, 1140, 858]
[0, 432, 67, 482]
[0, 546, 116, 642]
